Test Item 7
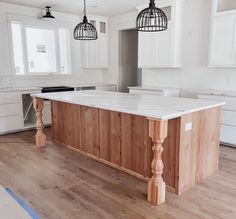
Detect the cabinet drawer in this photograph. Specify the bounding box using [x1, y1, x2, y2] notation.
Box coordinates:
[0, 103, 22, 117]
[129, 89, 163, 96]
[0, 115, 23, 133]
[96, 85, 116, 91]
[198, 94, 236, 111]
[221, 125, 236, 145]
[0, 92, 21, 104]
[221, 110, 236, 126]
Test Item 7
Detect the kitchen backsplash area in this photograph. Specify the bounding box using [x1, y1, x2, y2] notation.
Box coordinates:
[0, 75, 12, 88]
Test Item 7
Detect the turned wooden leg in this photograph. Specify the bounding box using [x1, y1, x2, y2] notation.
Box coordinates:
[148, 119, 168, 205]
[33, 97, 46, 148]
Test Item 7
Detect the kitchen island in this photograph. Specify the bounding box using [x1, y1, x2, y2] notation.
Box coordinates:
[32, 91, 224, 205]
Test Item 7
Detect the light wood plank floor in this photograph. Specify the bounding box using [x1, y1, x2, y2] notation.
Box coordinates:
[0, 129, 236, 219]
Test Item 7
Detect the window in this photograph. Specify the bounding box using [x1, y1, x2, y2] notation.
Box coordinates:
[11, 23, 24, 75]
[10, 21, 71, 75]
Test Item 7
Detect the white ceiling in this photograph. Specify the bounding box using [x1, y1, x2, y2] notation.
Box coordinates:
[0, 0, 148, 17]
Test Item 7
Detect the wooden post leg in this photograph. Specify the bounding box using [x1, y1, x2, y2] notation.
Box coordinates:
[33, 97, 46, 148]
[148, 119, 168, 205]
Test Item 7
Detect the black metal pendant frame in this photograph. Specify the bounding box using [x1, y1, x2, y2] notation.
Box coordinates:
[73, 0, 98, 40]
[42, 6, 55, 19]
[137, 0, 168, 32]
[73, 15, 97, 40]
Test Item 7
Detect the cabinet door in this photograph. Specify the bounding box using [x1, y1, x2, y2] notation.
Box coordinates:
[81, 41, 89, 68]
[210, 17, 235, 66]
[98, 34, 108, 67]
[98, 21, 108, 67]
[0, 115, 23, 133]
[81, 19, 108, 68]
[138, 24, 173, 67]
[138, 32, 157, 67]
[81, 40, 98, 68]
[156, 24, 173, 66]
[87, 40, 98, 67]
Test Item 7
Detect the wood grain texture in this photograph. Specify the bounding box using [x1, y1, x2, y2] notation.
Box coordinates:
[121, 113, 150, 177]
[80, 106, 100, 157]
[0, 130, 235, 219]
[50, 101, 221, 196]
[33, 97, 46, 148]
[148, 119, 168, 205]
[99, 110, 121, 165]
[51, 101, 81, 150]
[162, 118, 180, 192]
[178, 107, 221, 194]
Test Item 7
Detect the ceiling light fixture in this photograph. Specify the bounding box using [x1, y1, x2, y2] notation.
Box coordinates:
[136, 0, 168, 32]
[73, 0, 98, 40]
[42, 6, 55, 21]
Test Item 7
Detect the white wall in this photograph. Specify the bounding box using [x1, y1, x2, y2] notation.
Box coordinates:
[106, 0, 236, 97]
[0, 2, 104, 87]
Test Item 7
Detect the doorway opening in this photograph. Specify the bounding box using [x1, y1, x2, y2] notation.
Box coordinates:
[119, 29, 141, 93]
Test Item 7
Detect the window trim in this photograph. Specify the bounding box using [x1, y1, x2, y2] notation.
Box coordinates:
[7, 14, 72, 76]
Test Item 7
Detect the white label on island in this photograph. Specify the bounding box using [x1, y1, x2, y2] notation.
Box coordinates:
[185, 122, 192, 131]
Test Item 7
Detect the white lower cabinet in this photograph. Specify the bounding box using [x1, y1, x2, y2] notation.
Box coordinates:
[221, 125, 236, 145]
[198, 90, 236, 146]
[95, 85, 116, 91]
[0, 85, 116, 135]
[0, 116, 23, 133]
[129, 87, 180, 97]
[221, 110, 236, 126]
[0, 103, 22, 117]
[0, 92, 23, 134]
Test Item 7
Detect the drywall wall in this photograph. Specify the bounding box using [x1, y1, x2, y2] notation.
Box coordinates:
[120, 29, 139, 92]
[0, 2, 104, 87]
[105, 0, 236, 97]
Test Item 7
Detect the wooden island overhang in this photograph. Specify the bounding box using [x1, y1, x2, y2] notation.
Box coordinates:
[32, 91, 225, 205]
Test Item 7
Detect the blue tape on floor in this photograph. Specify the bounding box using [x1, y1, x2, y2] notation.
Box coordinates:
[5, 188, 40, 219]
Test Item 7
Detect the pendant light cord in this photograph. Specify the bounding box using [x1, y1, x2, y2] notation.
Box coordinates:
[84, 0, 86, 16]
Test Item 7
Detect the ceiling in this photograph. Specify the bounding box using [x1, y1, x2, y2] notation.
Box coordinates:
[0, 0, 148, 17]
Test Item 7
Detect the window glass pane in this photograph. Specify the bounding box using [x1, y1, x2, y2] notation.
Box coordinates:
[25, 27, 57, 73]
[59, 28, 71, 74]
[11, 23, 24, 75]
[100, 22, 106, 33]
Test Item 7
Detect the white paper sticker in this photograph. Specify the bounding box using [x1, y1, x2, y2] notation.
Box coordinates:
[185, 122, 192, 131]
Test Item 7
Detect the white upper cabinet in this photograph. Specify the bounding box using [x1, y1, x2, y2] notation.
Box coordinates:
[81, 17, 109, 68]
[138, 0, 184, 68]
[138, 32, 158, 67]
[210, 17, 236, 66]
[209, 0, 236, 67]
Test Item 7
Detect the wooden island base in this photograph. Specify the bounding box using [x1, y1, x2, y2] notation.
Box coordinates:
[34, 98, 221, 205]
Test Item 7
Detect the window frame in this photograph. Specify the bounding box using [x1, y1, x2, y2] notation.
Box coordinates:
[7, 14, 72, 76]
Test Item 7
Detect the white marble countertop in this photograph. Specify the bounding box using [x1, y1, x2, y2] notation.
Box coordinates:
[0, 87, 41, 93]
[68, 83, 116, 88]
[32, 90, 225, 120]
[0, 83, 116, 93]
[128, 86, 180, 91]
[198, 89, 236, 98]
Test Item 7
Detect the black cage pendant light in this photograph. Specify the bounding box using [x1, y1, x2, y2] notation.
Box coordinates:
[136, 0, 168, 32]
[73, 0, 98, 40]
